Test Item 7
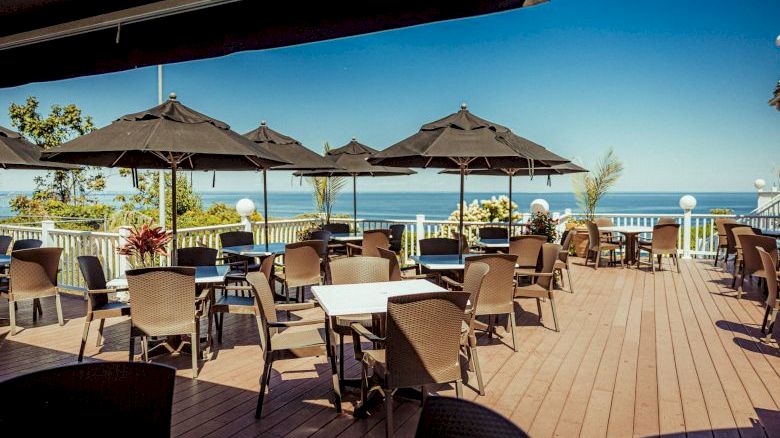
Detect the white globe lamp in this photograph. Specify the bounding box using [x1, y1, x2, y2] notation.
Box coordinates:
[679, 195, 697, 211]
[236, 198, 255, 217]
[530, 199, 549, 214]
[776, 34, 780, 48]
[754, 178, 766, 192]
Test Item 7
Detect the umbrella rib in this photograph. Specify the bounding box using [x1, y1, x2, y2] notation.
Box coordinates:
[110, 150, 127, 167]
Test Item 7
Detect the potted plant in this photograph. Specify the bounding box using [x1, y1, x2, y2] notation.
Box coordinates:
[571, 149, 623, 256]
[528, 211, 558, 243]
[116, 221, 172, 268]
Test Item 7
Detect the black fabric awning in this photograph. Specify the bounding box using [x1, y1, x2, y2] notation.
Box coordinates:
[0, 0, 546, 88]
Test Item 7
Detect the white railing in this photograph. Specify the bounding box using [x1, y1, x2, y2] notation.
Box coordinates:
[738, 215, 780, 231]
[748, 192, 780, 216]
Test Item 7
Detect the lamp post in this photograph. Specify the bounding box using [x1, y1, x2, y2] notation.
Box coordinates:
[236, 198, 255, 233]
[679, 195, 697, 259]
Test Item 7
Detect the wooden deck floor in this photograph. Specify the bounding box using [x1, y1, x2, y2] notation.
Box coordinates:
[1, 258, 780, 437]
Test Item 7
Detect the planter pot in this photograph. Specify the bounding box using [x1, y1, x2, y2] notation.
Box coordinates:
[573, 226, 589, 257]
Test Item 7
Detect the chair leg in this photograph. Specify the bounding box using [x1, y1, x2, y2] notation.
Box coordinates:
[78, 318, 92, 362]
[675, 255, 681, 274]
[142, 336, 149, 362]
[55, 293, 63, 326]
[651, 251, 656, 273]
[96, 319, 105, 347]
[385, 390, 394, 438]
[714, 246, 720, 267]
[191, 331, 199, 379]
[509, 312, 518, 352]
[128, 336, 135, 362]
[470, 346, 485, 396]
[536, 298, 543, 323]
[217, 312, 224, 343]
[255, 356, 273, 419]
[594, 250, 600, 270]
[550, 296, 560, 332]
[455, 380, 463, 398]
[566, 265, 574, 293]
[339, 334, 345, 382]
[762, 306, 772, 334]
[9, 299, 16, 336]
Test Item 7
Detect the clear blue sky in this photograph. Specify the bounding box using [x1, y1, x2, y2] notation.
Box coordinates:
[1, 0, 779, 194]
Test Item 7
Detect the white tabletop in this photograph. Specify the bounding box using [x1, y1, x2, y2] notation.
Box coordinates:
[311, 279, 446, 317]
[106, 265, 229, 289]
[599, 225, 653, 234]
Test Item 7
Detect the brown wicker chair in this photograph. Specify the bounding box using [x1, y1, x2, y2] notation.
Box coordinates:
[177, 246, 218, 266]
[555, 230, 576, 293]
[0, 362, 176, 437]
[758, 247, 780, 341]
[415, 396, 531, 438]
[11, 238, 43, 251]
[455, 262, 491, 395]
[275, 240, 323, 303]
[594, 217, 622, 246]
[479, 227, 508, 240]
[347, 229, 390, 257]
[0, 235, 11, 254]
[735, 235, 778, 299]
[584, 221, 622, 269]
[514, 243, 562, 332]
[713, 218, 738, 267]
[0, 247, 63, 336]
[76, 255, 130, 362]
[378, 247, 432, 282]
[729, 226, 756, 284]
[389, 224, 405, 253]
[126, 267, 208, 379]
[329, 256, 390, 382]
[508, 235, 546, 282]
[637, 224, 680, 273]
[723, 223, 752, 272]
[351, 291, 472, 437]
[252, 271, 340, 419]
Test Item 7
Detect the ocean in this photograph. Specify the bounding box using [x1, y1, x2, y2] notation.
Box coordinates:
[0, 191, 758, 220]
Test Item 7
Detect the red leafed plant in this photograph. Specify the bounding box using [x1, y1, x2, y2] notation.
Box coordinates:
[116, 221, 172, 267]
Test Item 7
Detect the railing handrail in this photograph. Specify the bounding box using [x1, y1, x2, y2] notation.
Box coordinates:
[748, 192, 780, 216]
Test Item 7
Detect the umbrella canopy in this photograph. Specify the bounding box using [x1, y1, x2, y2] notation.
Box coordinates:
[244, 120, 339, 248]
[295, 138, 415, 230]
[42, 94, 290, 260]
[0, 125, 78, 170]
[369, 103, 572, 256]
[770, 81, 780, 111]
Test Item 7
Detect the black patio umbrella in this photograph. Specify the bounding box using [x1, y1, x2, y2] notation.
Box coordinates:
[295, 138, 415, 231]
[370, 103, 571, 257]
[42, 94, 289, 260]
[1, 126, 78, 170]
[244, 121, 338, 249]
[770, 81, 780, 111]
[441, 162, 588, 235]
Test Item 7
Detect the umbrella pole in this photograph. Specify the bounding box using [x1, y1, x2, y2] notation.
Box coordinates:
[171, 160, 178, 265]
[508, 172, 513, 238]
[263, 169, 269, 251]
[353, 174, 357, 233]
[458, 164, 465, 260]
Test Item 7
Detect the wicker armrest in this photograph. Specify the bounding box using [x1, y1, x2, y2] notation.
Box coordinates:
[222, 285, 254, 291]
[532, 272, 554, 277]
[226, 260, 248, 271]
[345, 242, 361, 250]
[87, 288, 119, 294]
[196, 288, 211, 302]
[268, 319, 322, 328]
[276, 301, 317, 312]
[0, 273, 8, 278]
[350, 322, 384, 343]
[440, 276, 463, 290]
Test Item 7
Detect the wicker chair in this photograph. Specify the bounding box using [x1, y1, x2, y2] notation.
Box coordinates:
[323, 222, 350, 234]
[389, 224, 405, 253]
[0, 235, 11, 254]
[594, 217, 622, 246]
[735, 235, 778, 299]
[555, 230, 576, 293]
[713, 218, 738, 267]
[420, 237, 460, 255]
[637, 224, 680, 273]
[415, 396, 530, 438]
[219, 231, 260, 272]
[0, 247, 63, 336]
[479, 227, 508, 240]
[758, 247, 780, 340]
[350, 291, 472, 438]
[347, 229, 390, 257]
[76, 255, 131, 362]
[723, 223, 753, 273]
[514, 243, 562, 332]
[729, 225, 756, 285]
[329, 256, 390, 382]
[275, 240, 323, 303]
[176, 247, 218, 266]
[0, 362, 176, 437]
[584, 221, 622, 269]
[455, 262, 491, 395]
[126, 267, 207, 379]
[12, 238, 43, 251]
[252, 271, 340, 419]
[451, 231, 473, 254]
[508, 235, 547, 282]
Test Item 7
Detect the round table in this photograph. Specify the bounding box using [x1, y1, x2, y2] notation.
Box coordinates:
[598, 225, 653, 266]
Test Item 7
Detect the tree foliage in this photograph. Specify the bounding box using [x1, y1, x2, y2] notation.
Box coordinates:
[448, 195, 520, 223]
[572, 149, 623, 221]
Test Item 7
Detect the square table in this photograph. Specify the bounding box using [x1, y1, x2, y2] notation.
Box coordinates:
[221, 243, 287, 257]
[598, 225, 653, 265]
[330, 233, 363, 243]
[106, 265, 229, 289]
[475, 239, 509, 249]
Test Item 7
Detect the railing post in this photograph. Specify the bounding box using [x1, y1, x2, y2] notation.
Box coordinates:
[679, 195, 697, 259]
[116, 226, 132, 301]
[41, 220, 55, 247]
[415, 214, 425, 256]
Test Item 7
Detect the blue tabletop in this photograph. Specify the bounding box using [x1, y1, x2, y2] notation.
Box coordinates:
[476, 239, 509, 247]
[221, 243, 286, 256]
[0, 254, 9, 266]
[411, 254, 479, 269]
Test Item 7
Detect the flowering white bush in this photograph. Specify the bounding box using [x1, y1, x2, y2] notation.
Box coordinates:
[448, 195, 521, 223]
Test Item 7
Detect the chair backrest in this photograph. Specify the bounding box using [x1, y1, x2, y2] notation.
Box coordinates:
[536, 243, 561, 290]
[329, 256, 389, 285]
[259, 253, 278, 287]
[0, 235, 11, 254]
[77, 255, 109, 310]
[415, 396, 530, 438]
[465, 255, 516, 316]
[323, 223, 350, 234]
[724, 223, 752, 254]
[283, 240, 323, 285]
[385, 291, 470, 389]
[461, 262, 490, 329]
[389, 224, 405, 251]
[9, 247, 62, 300]
[657, 217, 677, 225]
[0, 362, 176, 437]
[308, 230, 332, 256]
[730, 225, 755, 252]
[560, 229, 576, 251]
[126, 267, 196, 337]
[715, 218, 737, 239]
[419, 238, 459, 255]
[508, 235, 546, 267]
[219, 231, 253, 248]
[361, 229, 390, 257]
[651, 224, 679, 252]
[594, 217, 613, 227]
[377, 247, 402, 281]
[740, 235, 778, 277]
[12, 238, 42, 251]
[176, 247, 218, 267]
[451, 231, 470, 254]
[246, 271, 279, 343]
[479, 227, 508, 240]
[758, 247, 779, 310]
[585, 221, 601, 251]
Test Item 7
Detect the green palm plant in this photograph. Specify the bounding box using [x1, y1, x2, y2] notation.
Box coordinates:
[572, 149, 624, 221]
[307, 142, 346, 224]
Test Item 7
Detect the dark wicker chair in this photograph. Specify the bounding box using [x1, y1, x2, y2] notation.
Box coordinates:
[419, 237, 459, 255]
[323, 223, 350, 234]
[514, 243, 562, 331]
[556, 230, 576, 293]
[637, 224, 680, 273]
[735, 234, 778, 299]
[723, 223, 752, 272]
[0, 362, 176, 437]
[389, 224, 405, 252]
[0, 235, 11, 254]
[219, 231, 260, 273]
[11, 238, 42, 251]
[176, 247, 218, 267]
[415, 396, 530, 438]
[713, 218, 738, 267]
[0, 247, 63, 336]
[479, 227, 508, 240]
[758, 247, 780, 340]
[347, 229, 390, 257]
[378, 247, 433, 282]
[76, 255, 131, 362]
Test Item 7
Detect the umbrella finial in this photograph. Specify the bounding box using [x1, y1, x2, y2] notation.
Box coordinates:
[169, 92, 177, 100]
[351, 136, 357, 142]
[261, 120, 267, 126]
[460, 102, 468, 111]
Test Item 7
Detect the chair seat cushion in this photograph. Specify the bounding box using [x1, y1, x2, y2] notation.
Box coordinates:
[271, 327, 327, 350]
